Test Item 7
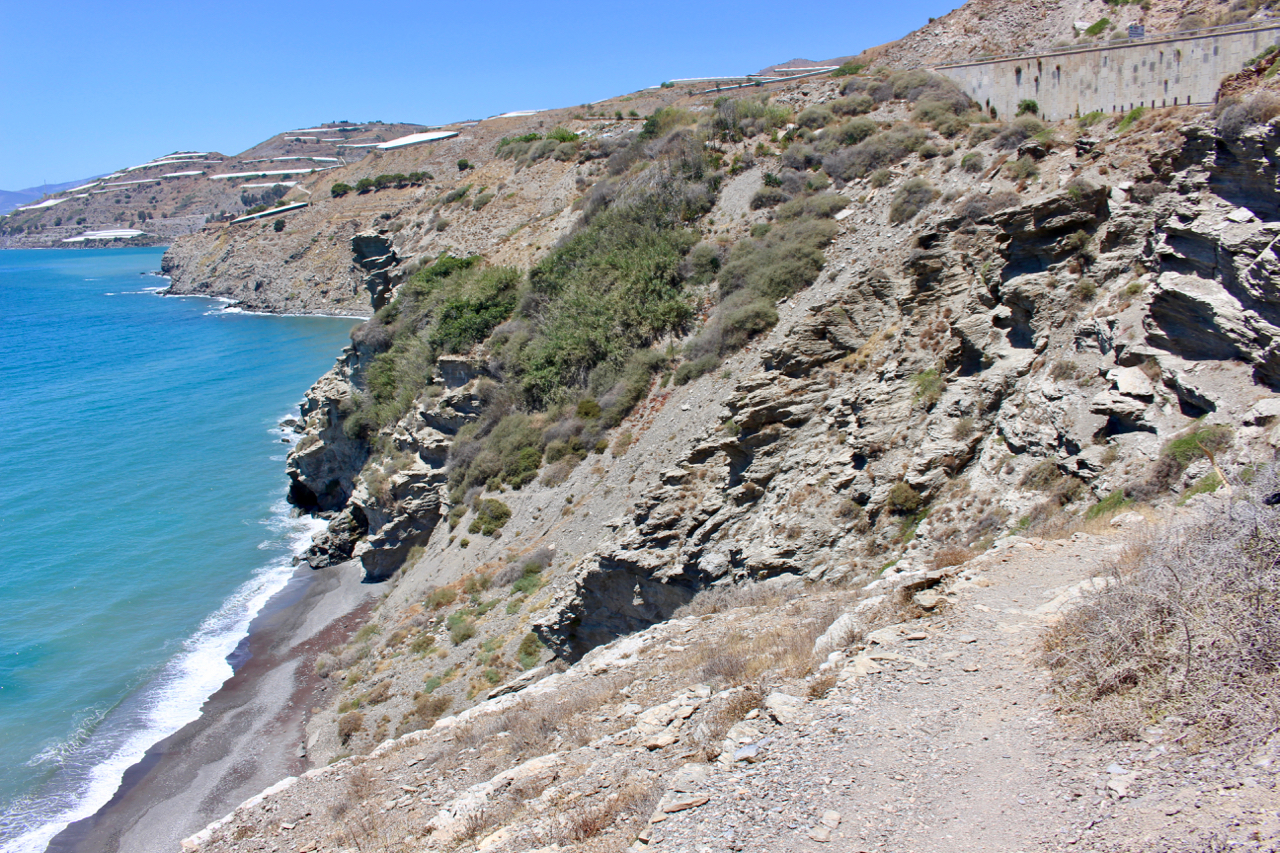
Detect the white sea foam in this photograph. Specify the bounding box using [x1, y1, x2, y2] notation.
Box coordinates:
[0, 493, 325, 853]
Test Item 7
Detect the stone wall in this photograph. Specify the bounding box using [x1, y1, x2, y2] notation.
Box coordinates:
[937, 23, 1280, 121]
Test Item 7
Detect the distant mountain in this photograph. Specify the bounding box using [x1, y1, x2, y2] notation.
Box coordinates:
[0, 177, 102, 215]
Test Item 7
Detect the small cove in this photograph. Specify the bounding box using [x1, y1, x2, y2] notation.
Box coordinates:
[0, 247, 355, 852]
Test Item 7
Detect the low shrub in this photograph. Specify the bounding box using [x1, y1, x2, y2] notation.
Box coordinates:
[1117, 106, 1146, 133]
[1016, 98, 1040, 116]
[448, 614, 476, 645]
[1004, 155, 1039, 182]
[797, 105, 835, 129]
[889, 178, 937, 224]
[428, 586, 459, 608]
[517, 632, 544, 669]
[832, 117, 878, 146]
[911, 367, 946, 406]
[886, 482, 923, 514]
[1084, 17, 1110, 36]
[468, 498, 513, 535]
[831, 94, 874, 116]
[719, 217, 837, 302]
[994, 116, 1044, 150]
[1216, 93, 1280, 138]
[822, 125, 928, 181]
[338, 711, 364, 744]
[1043, 467, 1280, 745]
[750, 186, 789, 209]
[959, 152, 985, 173]
[674, 354, 720, 385]
[330, 182, 353, 197]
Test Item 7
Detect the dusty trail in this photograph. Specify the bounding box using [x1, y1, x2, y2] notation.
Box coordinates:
[642, 530, 1279, 853]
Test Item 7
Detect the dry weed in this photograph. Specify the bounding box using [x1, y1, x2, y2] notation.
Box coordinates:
[1043, 465, 1280, 747]
[672, 579, 805, 617]
[552, 781, 660, 845]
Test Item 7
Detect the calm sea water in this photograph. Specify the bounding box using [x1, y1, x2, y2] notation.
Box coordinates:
[0, 248, 357, 852]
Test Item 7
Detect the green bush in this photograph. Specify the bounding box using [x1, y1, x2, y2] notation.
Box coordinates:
[776, 192, 849, 220]
[886, 482, 923, 514]
[1016, 99, 1040, 116]
[447, 612, 476, 644]
[1004, 155, 1039, 181]
[708, 95, 791, 141]
[343, 257, 520, 437]
[719, 217, 837, 302]
[831, 95, 874, 116]
[822, 125, 928, 181]
[273, 218, 286, 232]
[889, 178, 937, 224]
[833, 117, 878, 146]
[1084, 17, 1110, 36]
[517, 632, 544, 669]
[831, 61, 866, 77]
[472, 192, 494, 211]
[674, 354, 720, 385]
[639, 106, 698, 140]
[331, 182, 353, 197]
[516, 194, 701, 408]
[428, 587, 458, 608]
[409, 633, 436, 654]
[994, 116, 1044, 150]
[959, 152, 985, 173]
[1117, 106, 1146, 132]
[797, 106, 835, 129]
[911, 368, 946, 406]
[750, 186, 789, 209]
[468, 498, 513, 535]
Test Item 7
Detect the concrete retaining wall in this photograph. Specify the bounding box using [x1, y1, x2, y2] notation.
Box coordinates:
[936, 23, 1280, 121]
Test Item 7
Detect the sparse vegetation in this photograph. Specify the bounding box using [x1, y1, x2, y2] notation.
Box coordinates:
[1044, 467, 1280, 745]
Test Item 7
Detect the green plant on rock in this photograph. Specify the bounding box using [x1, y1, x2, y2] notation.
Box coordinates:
[517, 631, 545, 669]
[468, 499, 512, 536]
[911, 368, 946, 407]
[886, 482, 923, 514]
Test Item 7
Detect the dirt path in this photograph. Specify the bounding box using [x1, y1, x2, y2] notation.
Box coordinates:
[642, 532, 1280, 853]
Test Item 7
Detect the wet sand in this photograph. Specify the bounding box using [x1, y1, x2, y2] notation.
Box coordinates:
[48, 560, 376, 853]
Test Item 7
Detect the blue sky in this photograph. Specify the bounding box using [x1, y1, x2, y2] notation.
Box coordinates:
[0, 0, 961, 190]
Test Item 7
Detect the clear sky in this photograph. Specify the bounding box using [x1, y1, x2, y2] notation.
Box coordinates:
[0, 0, 962, 191]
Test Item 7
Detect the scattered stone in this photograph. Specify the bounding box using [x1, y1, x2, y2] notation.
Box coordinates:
[662, 793, 711, 813]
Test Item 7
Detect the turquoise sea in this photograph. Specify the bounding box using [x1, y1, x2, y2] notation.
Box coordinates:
[0, 248, 357, 853]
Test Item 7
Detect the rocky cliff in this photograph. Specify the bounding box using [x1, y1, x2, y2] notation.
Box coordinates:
[165, 40, 1280, 853]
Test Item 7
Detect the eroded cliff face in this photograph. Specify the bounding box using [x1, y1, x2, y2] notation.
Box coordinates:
[255, 82, 1280, 776]
[531, 121, 1280, 659]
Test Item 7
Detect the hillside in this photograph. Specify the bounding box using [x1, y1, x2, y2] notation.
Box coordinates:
[59, 4, 1280, 851]
[828, 0, 1280, 69]
[0, 122, 427, 250]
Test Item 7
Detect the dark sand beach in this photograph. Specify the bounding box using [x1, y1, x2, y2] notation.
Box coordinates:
[48, 560, 376, 853]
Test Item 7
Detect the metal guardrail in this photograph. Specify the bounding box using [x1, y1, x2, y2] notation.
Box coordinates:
[934, 18, 1280, 68]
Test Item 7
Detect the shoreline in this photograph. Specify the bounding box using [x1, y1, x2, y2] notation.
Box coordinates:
[46, 560, 376, 853]
[157, 286, 371, 320]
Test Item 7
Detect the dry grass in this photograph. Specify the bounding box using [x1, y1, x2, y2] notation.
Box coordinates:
[690, 599, 843, 688]
[931, 544, 975, 569]
[671, 578, 808, 617]
[1043, 465, 1280, 748]
[451, 674, 628, 758]
[551, 780, 661, 846]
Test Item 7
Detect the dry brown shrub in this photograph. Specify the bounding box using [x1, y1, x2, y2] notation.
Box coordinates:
[931, 544, 975, 569]
[338, 711, 364, 744]
[809, 672, 838, 698]
[672, 579, 805, 618]
[553, 781, 660, 845]
[452, 674, 627, 758]
[1043, 466, 1280, 747]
